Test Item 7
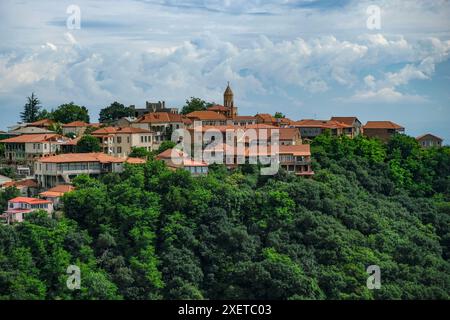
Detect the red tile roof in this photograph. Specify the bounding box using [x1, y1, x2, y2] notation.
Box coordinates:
[29, 118, 55, 127]
[39, 185, 75, 198]
[278, 144, 311, 156]
[156, 148, 189, 160]
[0, 133, 61, 143]
[416, 133, 443, 141]
[92, 127, 118, 135]
[93, 126, 152, 136]
[3, 179, 38, 188]
[9, 197, 51, 205]
[137, 112, 184, 124]
[186, 111, 227, 121]
[207, 105, 229, 112]
[62, 121, 89, 127]
[117, 127, 152, 134]
[330, 117, 360, 126]
[36, 152, 145, 164]
[363, 121, 404, 130]
[291, 119, 351, 129]
[125, 157, 147, 164]
[233, 116, 257, 121]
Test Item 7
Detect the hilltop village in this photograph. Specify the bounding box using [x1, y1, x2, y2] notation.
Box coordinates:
[0, 83, 445, 223]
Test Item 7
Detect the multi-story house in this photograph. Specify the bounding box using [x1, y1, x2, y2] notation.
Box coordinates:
[131, 112, 188, 145]
[62, 121, 100, 137]
[416, 134, 443, 148]
[34, 153, 146, 188]
[202, 143, 314, 176]
[185, 111, 227, 126]
[1, 197, 54, 224]
[1, 179, 38, 197]
[39, 184, 75, 209]
[92, 127, 155, 156]
[227, 116, 257, 127]
[0, 134, 64, 163]
[330, 117, 362, 138]
[363, 121, 405, 142]
[290, 119, 351, 140]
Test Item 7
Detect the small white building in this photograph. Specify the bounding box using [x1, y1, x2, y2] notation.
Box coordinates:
[1, 197, 54, 224]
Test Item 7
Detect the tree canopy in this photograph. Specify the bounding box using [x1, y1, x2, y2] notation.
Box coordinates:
[76, 135, 101, 153]
[0, 133, 448, 300]
[20, 93, 41, 123]
[99, 102, 134, 124]
[180, 97, 213, 115]
[51, 103, 90, 124]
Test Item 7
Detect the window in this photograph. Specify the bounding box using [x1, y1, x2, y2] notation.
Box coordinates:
[117, 147, 122, 154]
[127, 137, 130, 143]
[117, 137, 122, 144]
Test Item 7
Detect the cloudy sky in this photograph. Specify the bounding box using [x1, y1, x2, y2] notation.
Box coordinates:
[1, 0, 449, 141]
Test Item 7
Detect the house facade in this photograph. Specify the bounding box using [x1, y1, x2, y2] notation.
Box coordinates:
[92, 127, 155, 156]
[1, 197, 54, 224]
[39, 184, 75, 209]
[290, 119, 350, 140]
[416, 134, 443, 148]
[131, 112, 187, 146]
[330, 117, 362, 138]
[0, 134, 64, 163]
[363, 121, 405, 142]
[34, 153, 146, 188]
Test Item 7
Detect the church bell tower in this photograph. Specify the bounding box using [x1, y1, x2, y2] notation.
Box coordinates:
[224, 82, 237, 118]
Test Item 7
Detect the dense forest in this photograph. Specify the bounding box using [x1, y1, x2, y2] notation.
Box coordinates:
[0, 133, 449, 299]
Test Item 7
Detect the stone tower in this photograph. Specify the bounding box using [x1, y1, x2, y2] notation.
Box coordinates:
[224, 82, 237, 118]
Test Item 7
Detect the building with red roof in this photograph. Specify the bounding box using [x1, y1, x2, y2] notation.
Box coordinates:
[39, 184, 75, 208]
[0, 133, 65, 163]
[363, 121, 405, 142]
[34, 153, 146, 188]
[1, 197, 54, 224]
[92, 126, 155, 156]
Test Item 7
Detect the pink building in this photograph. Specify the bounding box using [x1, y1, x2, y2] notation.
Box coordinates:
[2, 197, 54, 224]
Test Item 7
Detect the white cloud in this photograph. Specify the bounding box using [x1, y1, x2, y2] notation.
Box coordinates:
[0, 32, 449, 112]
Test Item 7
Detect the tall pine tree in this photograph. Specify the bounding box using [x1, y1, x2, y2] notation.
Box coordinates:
[20, 93, 41, 123]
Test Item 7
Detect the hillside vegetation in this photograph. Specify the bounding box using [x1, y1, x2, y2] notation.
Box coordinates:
[0, 134, 449, 299]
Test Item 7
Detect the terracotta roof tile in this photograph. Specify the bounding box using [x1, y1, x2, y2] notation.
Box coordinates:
[186, 111, 227, 121]
[62, 121, 89, 127]
[37, 152, 143, 164]
[137, 112, 184, 124]
[9, 197, 51, 205]
[363, 121, 404, 130]
[0, 134, 61, 143]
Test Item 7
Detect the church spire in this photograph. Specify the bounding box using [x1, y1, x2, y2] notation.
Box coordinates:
[223, 82, 236, 118]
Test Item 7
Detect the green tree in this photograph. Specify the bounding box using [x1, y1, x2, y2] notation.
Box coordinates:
[129, 147, 151, 159]
[157, 141, 176, 154]
[0, 186, 20, 210]
[51, 102, 90, 124]
[76, 135, 101, 153]
[20, 93, 41, 123]
[274, 112, 285, 119]
[48, 122, 63, 135]
[99, 102, 134, 124]
[180, 97, 212, 115]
